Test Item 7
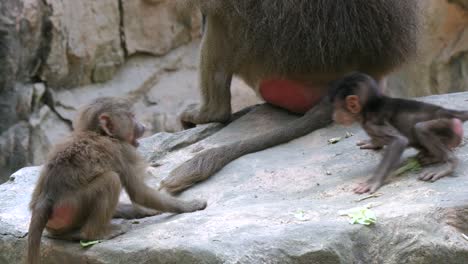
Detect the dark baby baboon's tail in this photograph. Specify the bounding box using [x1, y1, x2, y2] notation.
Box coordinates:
[448, 110, 468, 122]
[27, 198, 53, 264]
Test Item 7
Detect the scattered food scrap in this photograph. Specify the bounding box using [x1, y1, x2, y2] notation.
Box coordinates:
[328, 132, 354, 144]
[354, 193, 382, 202]
[80, 240, 102, 248]
[394, 157, 421, 176]
[328, 137, 342, 144]
[294, 210, 311, 221]
[339, 204, 377, 225]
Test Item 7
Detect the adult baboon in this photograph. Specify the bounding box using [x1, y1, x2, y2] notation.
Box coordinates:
[160, 0, 421, 193]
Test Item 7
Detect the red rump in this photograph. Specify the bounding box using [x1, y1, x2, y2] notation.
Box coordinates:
[47, 204, 75, 230]
[451, 118, 464, 148]
[259, 79, 322, 113]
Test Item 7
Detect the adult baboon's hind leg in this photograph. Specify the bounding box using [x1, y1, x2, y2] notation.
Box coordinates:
[161, 99, 333, 194]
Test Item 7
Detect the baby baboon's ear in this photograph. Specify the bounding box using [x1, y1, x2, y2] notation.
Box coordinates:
[99, 114, 114, 136]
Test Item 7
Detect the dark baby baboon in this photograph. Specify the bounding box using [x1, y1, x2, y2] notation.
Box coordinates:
[329, 72, 468, 194]
[160, 0, 422, 193]
[27, 97, 207, 264]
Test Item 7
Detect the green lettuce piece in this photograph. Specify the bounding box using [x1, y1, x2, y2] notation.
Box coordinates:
[339, 206, 377, 225]
[347, 208, 377, 225]
[294, 210, 311, 221]
[394, 157, 421, 176]
[80, 240, 101, 248]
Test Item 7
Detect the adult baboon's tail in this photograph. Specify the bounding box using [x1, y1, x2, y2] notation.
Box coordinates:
[160, 100, 332, 194]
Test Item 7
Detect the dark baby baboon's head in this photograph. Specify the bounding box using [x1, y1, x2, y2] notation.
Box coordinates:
[329, 73, 380, 104]
[329, 72, 381, 125]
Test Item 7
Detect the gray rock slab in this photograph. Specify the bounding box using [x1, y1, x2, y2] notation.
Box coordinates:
[1, 93, 468, 263]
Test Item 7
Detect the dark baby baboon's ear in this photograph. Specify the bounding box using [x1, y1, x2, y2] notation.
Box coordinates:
[99, 114, 114, 136]
[345, 95, 361, 114]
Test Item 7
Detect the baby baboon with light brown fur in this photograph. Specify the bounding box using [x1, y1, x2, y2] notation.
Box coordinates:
[27, 97, 207, 264]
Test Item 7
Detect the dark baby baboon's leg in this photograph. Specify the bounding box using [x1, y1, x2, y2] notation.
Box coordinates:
[356, 139, 384, 150]
[354, 134, 408, 194]
[161, 99, 333, 194]
[414, 119, 459, 182]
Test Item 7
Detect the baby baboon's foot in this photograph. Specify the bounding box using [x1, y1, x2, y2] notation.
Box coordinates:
[418, 162, 455, 182]
[353, 178, 383, 194]
[356, 139, 382, 150]
[416, 152, 441, 166]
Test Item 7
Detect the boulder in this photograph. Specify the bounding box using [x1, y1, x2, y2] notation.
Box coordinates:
[39, 0, 124, 88]
[0, 92, 467, 263]
[29, 105, 71, 165]
[0, 0, 49, 132]
[39, 0, 201, 88]
[123, 0, 198, 56]
[0, 122, 30, 184]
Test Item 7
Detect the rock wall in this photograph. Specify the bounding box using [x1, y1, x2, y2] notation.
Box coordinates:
[0, 0, 205, 182]
[0, 0, 467, 182]
[389, 0, 468, 97]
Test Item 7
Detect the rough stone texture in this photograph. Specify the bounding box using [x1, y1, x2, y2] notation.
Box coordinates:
[0, 0, 49, 133]
[0, 0, 49, 84]
[39, 0, 200, 88]
[0, 122, 30, 184]
[388, 0, 468, 97]
[52, 41, 262, 134]
[139, 123, 223, 164]
[29, 105, 71, 165]
[1, 92, 467, 263]
[123, 0, 198, 56]
[39, 0, 124, 88]
[0, 0, 227, 183]
[0, 82, 62, 183]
